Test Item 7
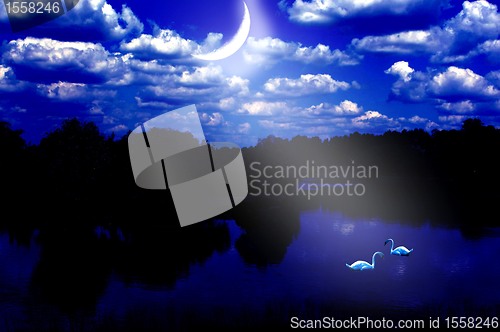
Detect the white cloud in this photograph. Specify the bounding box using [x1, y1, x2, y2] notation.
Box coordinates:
[406, 115, 428, 124]
[353, 30, 440, 54]
[285, 0, 446, 24]
[243, 37, 359, 67]
[352, 110, 399, 129]
[352, 1, 500, 62]
[388, 66, 499, 105]
[446, 0, 500, 37]
[37, 81, 116, 101]
[429, 66, 499, 99]
[49, 0, 143, 41]
[120, 29, 199, 58]
[385, 61, 415, 82]
[179, 66, 226, 85]
[486, 70, 500, 87]
[238, 122, 251, 134]
[0, 65, 26, 92]
[0, 65, 11, 80]
[226, 76, 250, 96]
[135, 97, 171, 109]
[438, 115, 469, 125]
[262, 74, 350, 97]
[476, 39, 500, 60]
[218, 97, 236, 111]
[3, 37, 127, 83]
[107, 124, 129, 133]
[200, 112, 225, 126]
[399, 115, 439, 131]
[306, 100, 362, 116]
[238, 101, 293, 116]
[439, 100, 476, 114]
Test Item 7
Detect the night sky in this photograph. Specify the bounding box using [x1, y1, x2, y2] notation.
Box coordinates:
[0, 0, 499, 146]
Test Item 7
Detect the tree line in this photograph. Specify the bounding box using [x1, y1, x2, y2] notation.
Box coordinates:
[1, 118, 499, 226]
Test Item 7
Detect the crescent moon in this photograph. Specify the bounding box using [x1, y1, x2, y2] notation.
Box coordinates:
[192, 2, 251, 61]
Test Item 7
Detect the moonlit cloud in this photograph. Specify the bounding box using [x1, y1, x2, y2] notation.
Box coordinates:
[262, 74, 350, 97]
[5, 0, 144, 41]
[243, 37, 359, 67]
[284, 0, 448, 24]
[352, 0, 500, 63]
[120, 29, 199, 59]
[353, 30, 440, 54]
[3, 37, 128, 84]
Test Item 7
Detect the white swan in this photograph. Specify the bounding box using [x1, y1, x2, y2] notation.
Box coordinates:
[346, 251, 384, 271]
[385, 238, 413, 256]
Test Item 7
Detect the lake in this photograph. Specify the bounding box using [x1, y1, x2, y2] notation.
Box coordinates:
[1, 208, 499, 331]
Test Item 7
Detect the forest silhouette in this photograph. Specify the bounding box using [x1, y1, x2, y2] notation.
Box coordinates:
[2, 117, 498, 227]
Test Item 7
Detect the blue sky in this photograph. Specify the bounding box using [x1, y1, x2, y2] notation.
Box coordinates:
[0, 0, 499, 146]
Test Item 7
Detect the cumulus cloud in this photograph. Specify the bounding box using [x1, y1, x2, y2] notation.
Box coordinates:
[352, 110, 399, 129]
[475, 39, 500, 61]
[397, 115, 439, 131]
[306, 100, 362, 116]
[7, 0, 144, 41]
[179, 66, 227, 86]
[243, 37, 359, 67]
[284, 0, 448, 24]
[0, 65, 26, 92]
[237, 101, 293, 116]
[438, 115, 470, 126]
[439, 100, 476, 113]
[387, 63, 499, 114]
[429, 66, 499, 99]
[3, 37, 128, 84]
[262, 74, 350, 97]
[141, 66, 249, 104]
[37, 81, 116, 101]
[352, 0, 500, 63]
[486, 70, 500, 87]
[200, 112, 225, 126]
[385, 61, 415, 82]
[120, 29, 199, 59]
[0, 65, 11, 81]
[353, 30, 441, 54]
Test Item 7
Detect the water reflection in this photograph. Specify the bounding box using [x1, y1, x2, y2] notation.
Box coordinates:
[112, 221, 231, 288]
[0, 208, 499, 330]
[231, 198, 301, 267]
